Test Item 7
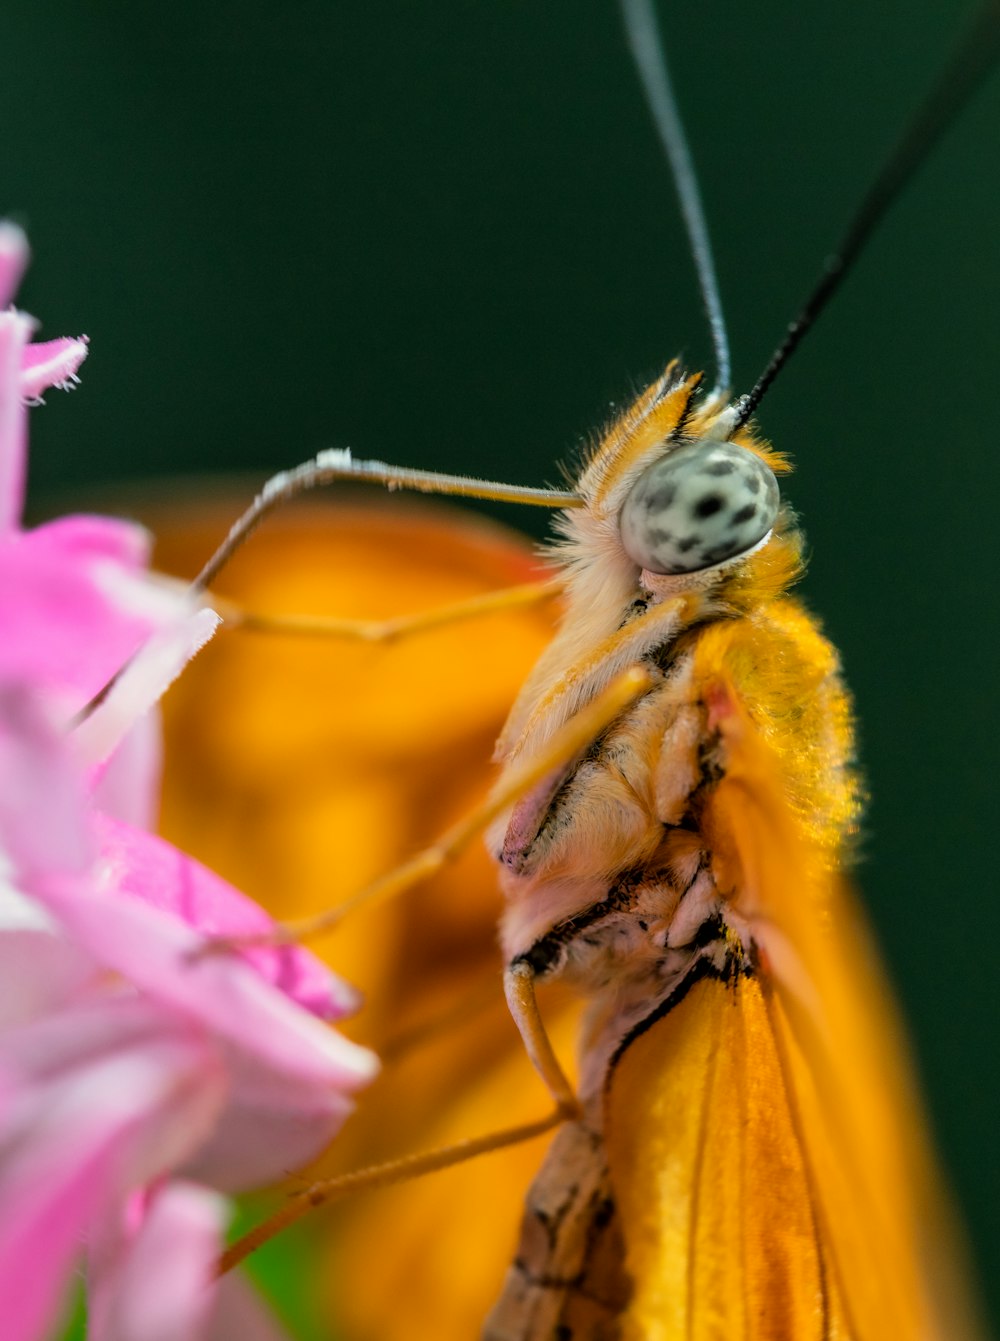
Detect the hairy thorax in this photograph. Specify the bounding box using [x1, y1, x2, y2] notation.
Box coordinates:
[491, 644, 735, 1079]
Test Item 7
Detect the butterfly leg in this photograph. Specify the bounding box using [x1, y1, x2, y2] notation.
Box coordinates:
[198, 666, 653, 953]
[218, 1107, 567, 1274]
[504, 959, 580, 1118]
[191, 452, 579, 592]
[212, 576, 563, 642]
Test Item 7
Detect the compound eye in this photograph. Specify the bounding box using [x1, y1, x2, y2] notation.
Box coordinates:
[619, 440, 780, 575]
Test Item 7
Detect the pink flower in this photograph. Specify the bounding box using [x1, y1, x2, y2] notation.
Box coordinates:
[0, 689, 377, 1341]
[0, 221, 89, 532]
[0, 221, 175, 830]
[0, 228, 378, 1340]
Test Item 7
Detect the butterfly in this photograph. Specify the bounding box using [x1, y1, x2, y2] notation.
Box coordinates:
[148, 2, 997, 1341]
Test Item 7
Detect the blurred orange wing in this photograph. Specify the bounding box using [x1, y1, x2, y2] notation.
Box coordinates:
[607, 969, 850, 1340]
[154, 494, 570, 1340]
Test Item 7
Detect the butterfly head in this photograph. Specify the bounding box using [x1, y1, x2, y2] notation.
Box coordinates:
[565, 363, 790, 590]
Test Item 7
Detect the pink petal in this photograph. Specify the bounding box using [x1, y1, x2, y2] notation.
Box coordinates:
[93, 813, 359, 1021]
[0, 681, 92, 881]
[178, 1062, 356, 1191]
[72, 608, 221, 770]
[0, 310, 31, 534]
[20, 334, 88, 401]
[0, 222, 28, 310]
[38, 883, 377, 1190]
[0, 1106, 112, 1341]
[24, 512, 153, 573]
[0, 997, 226, 1186]
[89, 1182, 226, 1341]
[0, 998, 226, 1341]
[90, 711, 163, 830]
[0, 521, 175, 713]
[0, 885, 94, 1027]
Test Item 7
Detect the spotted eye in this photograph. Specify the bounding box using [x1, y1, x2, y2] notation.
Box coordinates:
[619, 440, 780, 575]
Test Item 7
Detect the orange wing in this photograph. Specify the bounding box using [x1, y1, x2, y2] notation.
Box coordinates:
[605, 609, 983, 1341]
[152, 493, 568, 1339]
[607, 969, 850, 1340]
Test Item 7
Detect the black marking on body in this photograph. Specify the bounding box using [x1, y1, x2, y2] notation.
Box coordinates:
[513, 1192, 627, 1297]
[512, 1266, 584, 1292]
[642, 612, 732, 678]
[605, 943, 752, 1084]
[667, 369, 702, 437]
[513, 869, 647, 977]
[696, 734, 725, 786]
[617, 596, 649, 630]
[532, 1181, 581, 1256]
[688, 910, 725, 951]
[512, 846, 716, 981]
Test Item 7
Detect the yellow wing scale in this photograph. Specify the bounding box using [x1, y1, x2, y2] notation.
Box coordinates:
[604, 606, 981, 1341]
[606, 971, 848, 1341]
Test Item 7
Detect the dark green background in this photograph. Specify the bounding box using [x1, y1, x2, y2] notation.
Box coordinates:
[4, 1, 997, 1331]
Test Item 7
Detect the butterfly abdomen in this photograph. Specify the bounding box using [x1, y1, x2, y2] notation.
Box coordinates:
[483, 1116, 630, 1341]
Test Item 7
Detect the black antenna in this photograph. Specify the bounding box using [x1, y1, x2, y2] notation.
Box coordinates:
[621, 0, 731, 392]
[733, 1, 1000, 431]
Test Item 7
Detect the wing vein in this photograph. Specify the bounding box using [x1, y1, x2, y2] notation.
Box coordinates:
[760, 982, 845, 1341]
[684, 977, 726, 1340]
[735, 980, 751, 1341]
